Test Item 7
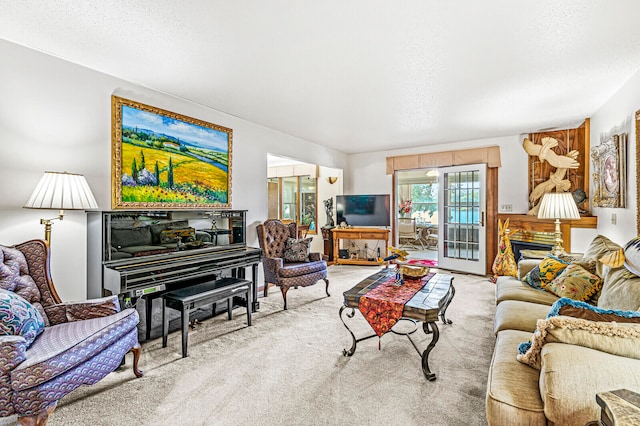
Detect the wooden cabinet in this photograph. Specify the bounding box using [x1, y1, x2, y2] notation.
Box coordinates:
[321, 227, 334, 264]
[332, 228, 389, 266]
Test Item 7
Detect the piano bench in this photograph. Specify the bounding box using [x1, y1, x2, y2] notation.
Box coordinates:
[162, 277, 253, 357]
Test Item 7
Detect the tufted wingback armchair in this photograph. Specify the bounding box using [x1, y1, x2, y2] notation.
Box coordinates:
[256, 219, 329, 310]
[0, 240, 142, 426]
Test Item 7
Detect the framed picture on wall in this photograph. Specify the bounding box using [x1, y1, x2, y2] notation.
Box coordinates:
[111, 96, 232, 209]
[591, 132, 626, 208]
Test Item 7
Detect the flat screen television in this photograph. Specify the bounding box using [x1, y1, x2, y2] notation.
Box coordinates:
[336, 194, 390, 227]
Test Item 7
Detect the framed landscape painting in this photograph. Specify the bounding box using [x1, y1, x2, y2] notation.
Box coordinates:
[111, 96, 232, 209]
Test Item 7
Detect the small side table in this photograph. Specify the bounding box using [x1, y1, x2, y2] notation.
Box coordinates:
[595, 389, 640, 426]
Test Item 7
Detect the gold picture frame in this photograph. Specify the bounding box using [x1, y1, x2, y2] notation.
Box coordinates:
[111, 96, 232, 209]
[591, 132, 626, 208]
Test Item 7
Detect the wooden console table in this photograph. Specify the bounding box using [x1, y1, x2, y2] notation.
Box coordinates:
[332, 227, 389, 266]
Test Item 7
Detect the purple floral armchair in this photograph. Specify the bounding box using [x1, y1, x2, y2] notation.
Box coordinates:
[0, 240, 142, 425]
[257, 219, 329, 310]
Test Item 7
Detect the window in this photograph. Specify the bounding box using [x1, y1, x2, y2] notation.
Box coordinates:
[267, 176, 317, 234]
[411, 183, 438, 223]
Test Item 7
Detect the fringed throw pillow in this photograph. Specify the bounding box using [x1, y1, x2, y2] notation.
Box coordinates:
[517, 297, 640, 369]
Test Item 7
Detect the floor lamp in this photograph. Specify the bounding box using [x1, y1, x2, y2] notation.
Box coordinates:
[23, 171, 98, 245]
[537, 192, 581, 256]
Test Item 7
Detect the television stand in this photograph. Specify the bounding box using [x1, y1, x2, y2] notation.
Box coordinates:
[332, 228, 389, 266]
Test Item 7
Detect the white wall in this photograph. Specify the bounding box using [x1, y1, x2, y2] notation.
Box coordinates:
[587, 67, 640, 248]
[347, 134, 528, 209]
[347, 91, 640, 254]
[0, 39, 347, 301]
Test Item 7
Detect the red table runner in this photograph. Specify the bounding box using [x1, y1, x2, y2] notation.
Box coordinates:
[359, 272, 436, 338]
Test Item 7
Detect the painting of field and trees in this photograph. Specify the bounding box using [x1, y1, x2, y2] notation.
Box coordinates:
[111, 96, 232, 209]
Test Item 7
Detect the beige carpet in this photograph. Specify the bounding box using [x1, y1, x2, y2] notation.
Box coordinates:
[14, 266, 497, 425]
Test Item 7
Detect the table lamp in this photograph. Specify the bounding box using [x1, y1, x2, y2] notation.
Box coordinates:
[537, 192, 580, 256]
[24, 171, 98, 245]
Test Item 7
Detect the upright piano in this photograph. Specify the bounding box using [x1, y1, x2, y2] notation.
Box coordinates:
[87, 210, 262, 339]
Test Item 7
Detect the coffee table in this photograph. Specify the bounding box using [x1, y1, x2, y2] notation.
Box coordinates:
[339, 268, 454, 381]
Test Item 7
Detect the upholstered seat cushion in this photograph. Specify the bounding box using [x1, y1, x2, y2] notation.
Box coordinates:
[279, 260, 327, 278]
[11, 308, 139, 391]
[495, 276, 559, 306]
[486, 329, 546, 426]
[494, 300, 551, 335]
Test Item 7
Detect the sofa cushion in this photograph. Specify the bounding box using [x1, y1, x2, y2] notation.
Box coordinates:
[279, 260, 326, 278]
[494, 300, 551, 334]
[542, 263, 602, 301]
[11, 308, 139, 391]
[119, 245, 172, 256]
[486, 330, 546, 426]
[598, 267, 640, 311]
[0, 289, 45, 347]
[495, 276, 559, 306]
[111, 226, 153, 248]
[539, 342, 640, 426]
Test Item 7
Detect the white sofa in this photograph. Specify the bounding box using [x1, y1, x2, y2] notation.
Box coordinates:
[485, 235, 640, 425]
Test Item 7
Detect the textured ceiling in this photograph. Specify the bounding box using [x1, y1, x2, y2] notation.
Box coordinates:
[2, 1, 640, 154]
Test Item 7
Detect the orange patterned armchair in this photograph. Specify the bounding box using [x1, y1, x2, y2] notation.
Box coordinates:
[257, 219, 329, 310]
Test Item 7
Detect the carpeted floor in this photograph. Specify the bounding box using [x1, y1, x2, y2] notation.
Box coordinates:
[7, 265, 496, 426]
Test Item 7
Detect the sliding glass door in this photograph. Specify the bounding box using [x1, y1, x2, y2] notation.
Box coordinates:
[437, 164, 486, 275]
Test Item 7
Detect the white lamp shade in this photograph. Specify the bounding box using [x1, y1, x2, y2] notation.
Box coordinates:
[537, 192, 580, 220]
[24, 171, 98, 210]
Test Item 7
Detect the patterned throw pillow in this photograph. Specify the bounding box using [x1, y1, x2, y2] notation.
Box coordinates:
[283, 238, 312, 263]
[0, 288, 45, 347]
[542, 263, 603, 301]
[522, 255, 570, 289]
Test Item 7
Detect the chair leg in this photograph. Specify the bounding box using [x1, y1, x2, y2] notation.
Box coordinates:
[324, 278, 330, 297]
[281, 286, 289, 310]
[263, 282, 270, 298]
[129, 343, 143, 378]
[18, 403, 57, 426]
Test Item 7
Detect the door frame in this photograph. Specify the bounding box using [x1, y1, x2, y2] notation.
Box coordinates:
[437, 163, 487, 275]
[392, 165, 498, 275]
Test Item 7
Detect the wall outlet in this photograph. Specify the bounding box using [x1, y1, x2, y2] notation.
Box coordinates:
[611, 213, 617, 225]
[499, 204, 513, 212]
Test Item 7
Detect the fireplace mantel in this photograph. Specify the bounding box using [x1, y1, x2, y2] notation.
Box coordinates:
[497, 214, 598, 252]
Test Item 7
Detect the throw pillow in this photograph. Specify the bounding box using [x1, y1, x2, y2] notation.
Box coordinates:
[542, 263, 603, 301]
[0, 288, 45, 347]
[65, 297, 121, 322]
[283, 238, 312, 263]
[597, 267, 640, 311]
[548, 297, 640, 323]
[516, 316, 640, 370]
[517, 297, 640, 363]
[522, 255, 569, 289]
[583, 235, 624, 278]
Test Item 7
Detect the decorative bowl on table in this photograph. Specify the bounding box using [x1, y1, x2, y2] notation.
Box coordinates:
[400, 265, 430, 279]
